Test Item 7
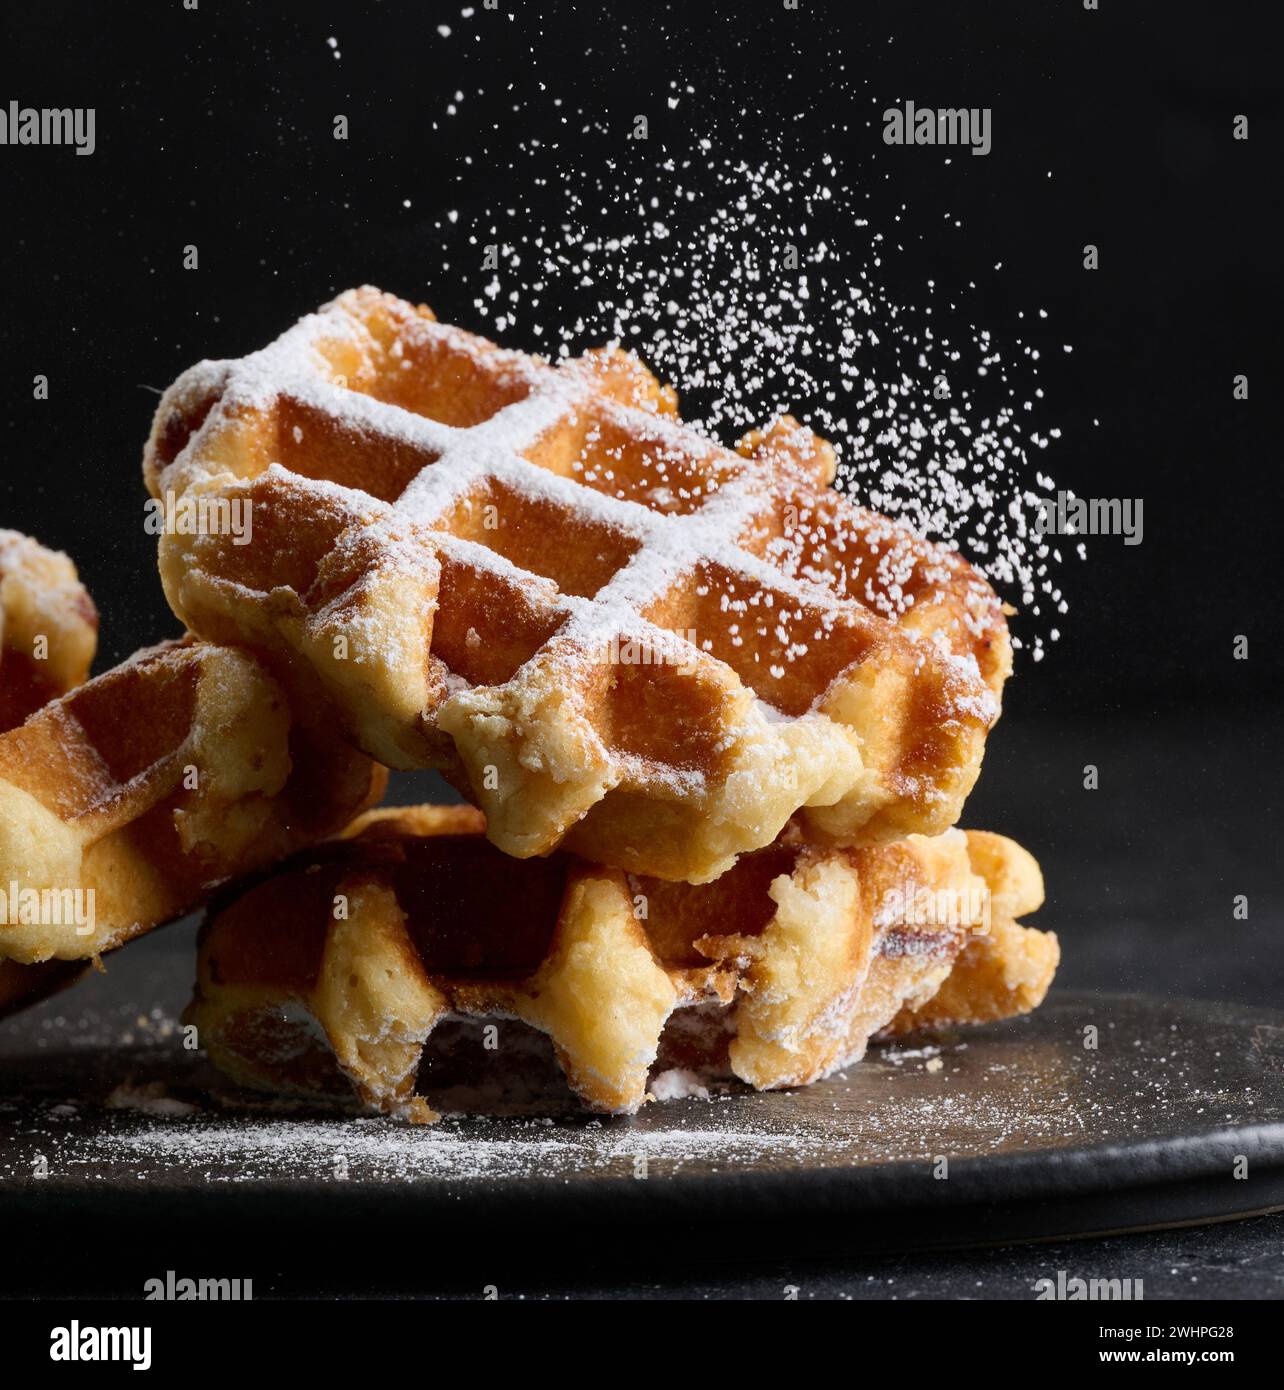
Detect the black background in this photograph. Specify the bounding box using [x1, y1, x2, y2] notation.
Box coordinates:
[0, 0, 1279, 1105]
[1, 0, 1277, 1004]
[1, 0, 1278, 711]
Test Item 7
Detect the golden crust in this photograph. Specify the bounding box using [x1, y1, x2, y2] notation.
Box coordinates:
[0, 533, 98, 1009]
[188, 807, 1053, 1118]
[145, 288, 1010, 883]
[887, 831, 1058, 1031]
[0, 529, 97, 730]
[0, 639, 386, 963]
[0, 537, 385, 1005]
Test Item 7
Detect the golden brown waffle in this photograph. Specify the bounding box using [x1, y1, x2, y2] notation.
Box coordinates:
[885, 829, 1063, 1035]
[145, 288, 1011, 882]
[0, 532, 98, 1009]
[0, 639, 386, 964]
[188, 805, 1055, 1119]
[0, 530, 97, 730]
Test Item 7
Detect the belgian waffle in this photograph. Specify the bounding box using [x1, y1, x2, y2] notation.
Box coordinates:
[146, 288, 1011, 882]
[188, 804, 1055, 1120]
[0, 639, 386, 963]
[0, 532, 98, 1008]
[0, 529, 97, 730]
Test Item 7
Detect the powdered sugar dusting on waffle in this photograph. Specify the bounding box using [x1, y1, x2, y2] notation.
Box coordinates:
[145, 289, 1016, 876]
[153, 290, 998, 719]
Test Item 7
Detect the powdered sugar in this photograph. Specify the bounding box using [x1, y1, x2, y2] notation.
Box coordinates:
[105, 1081, 198, 1118]
[428, 128, 1073, 661]
[648, 1069, 711, 1103]
[64, 1107, 830, 1183]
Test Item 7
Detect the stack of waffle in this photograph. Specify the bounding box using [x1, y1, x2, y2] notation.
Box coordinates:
[0, 289, 1057, 1119]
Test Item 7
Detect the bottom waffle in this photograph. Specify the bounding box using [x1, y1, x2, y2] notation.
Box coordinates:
[189, 806, 1058, 1119]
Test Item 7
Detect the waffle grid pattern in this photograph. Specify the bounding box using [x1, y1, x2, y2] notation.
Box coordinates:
[0, 640, 384, 962]
[146, 289, 1011, 881]
[188, 805, 1054, 1118]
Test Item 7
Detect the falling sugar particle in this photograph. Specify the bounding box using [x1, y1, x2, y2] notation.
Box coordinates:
[426, 116, 1074, 661]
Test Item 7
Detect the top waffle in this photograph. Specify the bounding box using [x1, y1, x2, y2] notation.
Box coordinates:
[145, 288, 1011, 882]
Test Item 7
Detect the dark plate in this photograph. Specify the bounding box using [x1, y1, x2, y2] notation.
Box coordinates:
[2, 985, 1282, 1271]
